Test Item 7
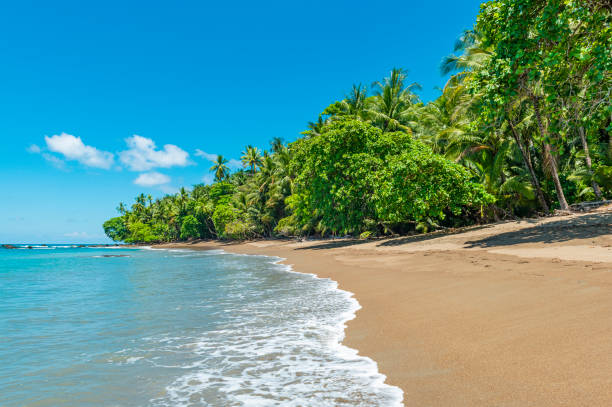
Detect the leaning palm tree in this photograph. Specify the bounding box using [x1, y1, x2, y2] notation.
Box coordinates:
[440, 30, 491, 79]
[210, 155, 230, 182]
[241, 145, 263, 175]
[367, 68, 421, 133]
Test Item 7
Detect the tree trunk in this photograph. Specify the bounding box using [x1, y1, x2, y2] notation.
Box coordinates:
[507, 117, 549, 212]
[532, 96, 570, 210]
[578, 126, 602, 199]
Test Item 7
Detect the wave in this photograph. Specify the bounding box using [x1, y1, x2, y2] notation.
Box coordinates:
[143, 249, 403, 406]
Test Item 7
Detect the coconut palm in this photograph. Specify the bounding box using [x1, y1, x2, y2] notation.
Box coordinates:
[304, 116, 329, 137]
[241, 145, 263, 175]
[210, 155, 230, 182]
[270, 137, 285, 153]
[322, 84, 370, 120]
[367, 68, 421, 133]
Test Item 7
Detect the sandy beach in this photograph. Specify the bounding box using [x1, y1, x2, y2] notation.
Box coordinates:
[156, 209, 612, 406]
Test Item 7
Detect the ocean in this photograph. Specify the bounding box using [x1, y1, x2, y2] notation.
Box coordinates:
[0, 245, 403, 406]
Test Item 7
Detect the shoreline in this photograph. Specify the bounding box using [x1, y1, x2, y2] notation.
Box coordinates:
[155, 209, 612, 406]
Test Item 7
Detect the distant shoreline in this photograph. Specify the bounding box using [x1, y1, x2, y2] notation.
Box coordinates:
[154, 208, 612, 406]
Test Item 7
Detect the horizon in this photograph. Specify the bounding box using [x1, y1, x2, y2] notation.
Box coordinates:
[1, 0, 482, 243]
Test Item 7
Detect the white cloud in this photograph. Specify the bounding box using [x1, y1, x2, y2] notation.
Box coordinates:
[195, 149, 217, 162]
[195, 148, 241, 169]
[228, 158, 242, 169]
[133, 171, 171, 187]
[45, 133, 114, 169]
[27, 144, 41, 154]
[120, 135, 189, 171]
[42, 153, 66, 169]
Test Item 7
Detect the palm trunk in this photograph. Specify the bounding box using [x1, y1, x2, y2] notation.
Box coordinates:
[507, 117, 549, 211]
[532, 96, 569, 211]
[578, 126, 602, 199]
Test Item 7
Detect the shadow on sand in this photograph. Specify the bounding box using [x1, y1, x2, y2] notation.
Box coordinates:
[376, 224, 495, 247]
[294, 239, 371, 250]
[465, 213, 612, 248]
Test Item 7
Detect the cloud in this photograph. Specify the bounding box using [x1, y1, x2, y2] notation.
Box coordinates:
[133, 171, 171, 187]
[27, 144, 41, 154]
[195, 149, 217, 162]
[120, 135, 189, 171]
[228, 158, 242, 169]
[45, 133, 114, 169]
[42, 153, 66, 169]
[195, 148, 241, 169]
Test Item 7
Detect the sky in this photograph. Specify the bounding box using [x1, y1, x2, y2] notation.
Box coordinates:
[0, 0, 483, 243]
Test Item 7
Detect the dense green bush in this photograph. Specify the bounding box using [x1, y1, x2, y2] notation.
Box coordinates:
[179, 215, 200, 240]
[288, 119, 493, 235]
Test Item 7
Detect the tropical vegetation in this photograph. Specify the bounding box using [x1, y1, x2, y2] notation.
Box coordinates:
[104, 0, 611, 243]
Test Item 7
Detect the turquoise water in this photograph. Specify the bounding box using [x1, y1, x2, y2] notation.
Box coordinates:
[0, 246, 402, 406]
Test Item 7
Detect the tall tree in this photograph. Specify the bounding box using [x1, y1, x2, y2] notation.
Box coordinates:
[241, 145, 263, 175]
[210, 155, 230, 182]
[368, 68, 421, 133]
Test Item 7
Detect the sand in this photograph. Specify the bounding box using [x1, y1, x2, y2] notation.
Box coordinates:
[155, 209, 612, 406]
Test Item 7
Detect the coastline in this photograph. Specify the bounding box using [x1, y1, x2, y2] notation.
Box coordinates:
[155, 209, 612, 406]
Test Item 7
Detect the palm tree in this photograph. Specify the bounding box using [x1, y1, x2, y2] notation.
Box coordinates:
[322, 84, 369, 120]
[176, 187, 189, 216]
[368, 68, 421, 133]
[241, 145, 263, 175]
[304, 116, 329, 137]
[270, 137, 285, 153]
[344, 83, 368, 118]
[435, 31, 553, 211]
[116, 202, 127, 215]
[210, 155, 230, 182]
[440, 30, 491, 79]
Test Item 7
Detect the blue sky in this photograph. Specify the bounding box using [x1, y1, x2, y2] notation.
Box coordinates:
[0, 0, 483, 243]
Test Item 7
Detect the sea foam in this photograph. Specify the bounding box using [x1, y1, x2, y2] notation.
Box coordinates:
[148, 252, 404, 406]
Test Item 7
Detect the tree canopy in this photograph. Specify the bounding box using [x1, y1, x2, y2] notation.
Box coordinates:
[104, 1, 611, 243]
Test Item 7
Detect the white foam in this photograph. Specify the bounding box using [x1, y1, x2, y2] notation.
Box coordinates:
[144, 249, 404, 406]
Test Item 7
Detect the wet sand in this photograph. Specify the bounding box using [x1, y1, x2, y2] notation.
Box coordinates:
[156, 210, 612, 406]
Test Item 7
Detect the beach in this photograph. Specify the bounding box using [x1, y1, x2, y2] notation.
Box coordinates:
[157, 208, 612, 406]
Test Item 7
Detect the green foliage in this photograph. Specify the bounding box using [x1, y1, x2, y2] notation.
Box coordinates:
[224, 220, 256, 240]
[274, 214, 301, 236]
[102, 217, 129, 242]
[210, 155, 230, 182]
[290, 118, 493, 235]
[212, 204, 239, 239]
[179, 215, 200, 240]
[104, 3, 610, 242]
[209, 182, 235, 203]
[290, 119, 382, 234]
[124, 222, 161, 243]
[359, 231, 374, 240]
[374, 145, 494, 223]
[594, 166, 612, 190]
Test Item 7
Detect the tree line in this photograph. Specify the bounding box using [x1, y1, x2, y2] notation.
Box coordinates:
[104, 0, 611, 243]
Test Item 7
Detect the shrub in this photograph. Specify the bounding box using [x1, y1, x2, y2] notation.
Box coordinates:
[180, 215, 200, 240]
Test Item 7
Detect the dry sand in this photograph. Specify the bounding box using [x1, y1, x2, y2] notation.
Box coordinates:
[156, 210, 612, 406]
